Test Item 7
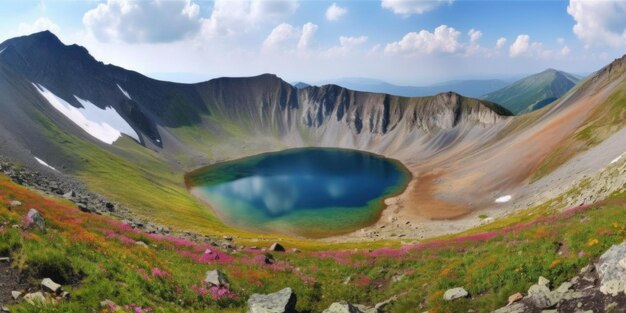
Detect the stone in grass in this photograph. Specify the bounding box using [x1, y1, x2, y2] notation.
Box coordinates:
[9, 200, 22, 207]
[41, 278, 62, 294]
[25, 208, 45, 230]
[322, 301, 365, 313]
[205, 269, 229, 287]
[269, 243, 285, 252]
[0, 257, 10, 263]
[24, 292, 46, 305]
[442, 287, 468, 301]
[12, 290, 22, 300]
[248, 287, 297, 313]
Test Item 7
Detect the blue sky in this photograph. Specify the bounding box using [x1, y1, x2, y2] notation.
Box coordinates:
[0, 0, 624, 85]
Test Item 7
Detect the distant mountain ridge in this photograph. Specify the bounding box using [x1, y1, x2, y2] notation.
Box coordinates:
[310, 77, 510, 98]
[481, 69, 581, 115]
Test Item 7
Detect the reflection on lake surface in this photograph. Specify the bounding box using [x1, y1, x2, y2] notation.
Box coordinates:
[186, 148, 410, 238]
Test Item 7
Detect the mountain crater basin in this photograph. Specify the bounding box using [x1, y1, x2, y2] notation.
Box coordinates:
[185, 148, 411, 238]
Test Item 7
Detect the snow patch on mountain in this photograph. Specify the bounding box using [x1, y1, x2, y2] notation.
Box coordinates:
[495, 195, 512, 203]
[33, 83, 139, 144]
[0, 48, 5, 55]
[34, 157, 57, 171]
[116, 83, 131, 100]
[610, 153, 624, 165]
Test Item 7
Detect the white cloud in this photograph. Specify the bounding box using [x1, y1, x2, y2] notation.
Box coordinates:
[297, 22, 318, 50]
[468, 28, 482, 43]
[326, 3, 347, 21]
[83, 0, 201, 43]
[262, 22, 317, 51]
[381, 0, 452, 16]
[567, 0, 626, 47]
[384, 25, 461, 55]
[496, 37, 507, 49]
[17, 17, 60, 36]
[556, 37, 565, 45]
[263, 23, 298, 49]
[324, 35, 368, 57]
[509, 34, 529, 57]
[202, 0, 298, 37]
[509, 34, 570, 59]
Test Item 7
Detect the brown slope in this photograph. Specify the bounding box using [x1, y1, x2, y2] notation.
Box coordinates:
[392, 54, 626, 221]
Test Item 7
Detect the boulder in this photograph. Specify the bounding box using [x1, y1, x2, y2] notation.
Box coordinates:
[205, 269, 229, 287]
[323, 301, 364, 313]
[527, 284, 558, 309]
[269, 243, 286, 252]
[596, 243, 626, 294]
[41, 278, 62, 294]
[443, 287, 468, 301]
[248, 287, 297, 313]
[538, 276, 550, 287]
[24, 291, 46, 304]
[25, 208, 45, 230]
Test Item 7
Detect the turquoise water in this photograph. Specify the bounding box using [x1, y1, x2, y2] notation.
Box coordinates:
[186, 148, 410, 238]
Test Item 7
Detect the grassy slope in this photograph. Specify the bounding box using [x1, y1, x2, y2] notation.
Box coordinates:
[2, 169, 626, 312]
[531, 75, 626, 182]
[482, 70, 577, 114]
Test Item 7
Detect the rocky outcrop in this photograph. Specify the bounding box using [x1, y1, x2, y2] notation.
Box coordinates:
[493, 243, 626, 312]
[247, 287, 297, 313]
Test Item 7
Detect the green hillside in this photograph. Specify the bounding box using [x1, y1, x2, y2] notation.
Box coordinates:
[482, 69, 580, 114]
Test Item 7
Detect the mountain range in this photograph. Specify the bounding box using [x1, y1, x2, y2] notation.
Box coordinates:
[482, 68, 581, 114]
[0, 31, 625, 234]
[302, 77, 511, 98]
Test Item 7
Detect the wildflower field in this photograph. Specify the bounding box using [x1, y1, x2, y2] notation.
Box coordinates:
[2, 173, 626, 312]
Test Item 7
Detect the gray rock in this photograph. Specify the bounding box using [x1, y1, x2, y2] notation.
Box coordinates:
[205, 269, 229, 287]
[1, 306, 8, 312]
[538, 276, 550, 287]
[134, 241, 148, 248]
[11, 290, 22, 300]
[555, 282, 572, 293]
[443, 287, 468, 301]
[25, 208, 45, 230]
[596, 243, 626, 286]
[269, 243, 285, 252]
[322, 302, 364, 313]
[0, 257, 9, 263]
[599, 279, 624, 296]
[9, 200, 22, 207]
[41, 278, 62, 294]
[62, 191, 75, 199]
[248, 287, 297, 313]
[492, 303, 528, 313]
[77, 203, 90, 213]
[23, 292, 46, 304]
[527, 284, 560, 309]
